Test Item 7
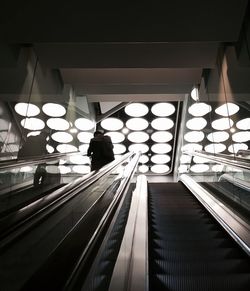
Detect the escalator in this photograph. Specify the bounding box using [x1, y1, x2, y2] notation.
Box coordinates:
[148, 182, 250, 291]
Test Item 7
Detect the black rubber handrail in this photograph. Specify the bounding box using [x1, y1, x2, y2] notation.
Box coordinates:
[0, 152, 134, 250]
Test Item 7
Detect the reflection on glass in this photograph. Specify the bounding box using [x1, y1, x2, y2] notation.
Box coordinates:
[228, 143, 248, 154]
[178, 164, 189, 173]
[79, 144, 89, 154]
[57, 144, 78, 153]
[58, 166, 71, 174]
[42, 103, 66, 117]
[15, 102, 40, 117]
[180, 154, 192, 163]
[190, 164, 209, 173]
[193, 156, 210, 163]
[52, 132, 73, 143]
[72, 165, 91, 174]
[128, 143, 149, 153]
[20, 166, 33, 172]
[151, 103, 175, 117]
[125, 103, 149, 117]
[181, 143, 203, 152]
[151, 164, 170, 173]
[105, 132, 125, 143]
[70, 155, 90, 164]
[205, 143, 226, 153]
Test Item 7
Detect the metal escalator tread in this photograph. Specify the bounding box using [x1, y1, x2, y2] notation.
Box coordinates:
[148, 182, 250, 291]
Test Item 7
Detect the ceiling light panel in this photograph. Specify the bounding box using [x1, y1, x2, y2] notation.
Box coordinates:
[128, 131, 149, 143]
[151, 131, 173, 143]
[42, 103, 66, 117]
[47, 118, 70, 130]
[75, 118, 95, 130]
[151, 103, 175, 117]
[151, 118, 174, 130]
[105, 132, 125, 143]
[15, 102, 40, 117]
[126, 118, 149, 130]
[188, 103, 212, 117]
[215, 102, 239, 116]
[124, 103, 149, 117]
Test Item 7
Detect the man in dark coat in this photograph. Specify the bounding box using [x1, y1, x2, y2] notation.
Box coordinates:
[87, 131, 115, 171]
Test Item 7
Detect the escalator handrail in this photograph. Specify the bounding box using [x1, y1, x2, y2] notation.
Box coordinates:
[0, 151, 87, 170]
[184, 150, 250, 172]
[0, 152, 134, 248]
[64, 152, 141, 290]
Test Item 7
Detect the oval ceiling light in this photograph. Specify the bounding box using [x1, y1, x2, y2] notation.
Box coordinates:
[105, 132, 125, 143]
[207, 131, 229, 143]
[51, 132, 73, 143]
[77, 132, 94, 143]
[151, 143, 172, 154]
[46, 144, 54, 153]
[228, 143, 248, 154]
[190, 164, 209, 173]
[215, 102, 239, 116]
[205, 143, 226, 153]
[212, 164, 224, 172]
[75, 118, 95, 131]
[188, 103, 212, 117]
[193, 156, 210, 163]
[113, 144, 127, 154]
[128, 131, 149, 143]
[151, 131, 173, 143]
[124, 103, 149, 117]
[139, 155, 149, 164]
[236, 118, 250, 130]
[151, 154, 171, 164]
[211, 118, 234, 130]
[186, 118, 207, 130]
[126, 118, 148, 130]
[101, 117, 124, 131]
[151, 164, 170, 174]
[232, 131, 250, 143]
[184, 131, 204, 143]
[20, 166, 33, 173]
[72, 165, 91, 174]
[151, 118, 174, 130]
[15, 102, 40, 117]
[78, 144, 89, 154]
[70, 155, 90, 164]
[180, 154, 192, 164]
[57, 144, 78, 153]
[129, 143, 149, 153]
[181, 143, 203, 152]
[27, 131, 41, 137]
[58, 165, 71, 174]
[178, 165, 189, 173]
[138, 165, 149, 173]
[42, 103, 66, 117]
[47, 118, 70, 131]
[21, 118, 45, 130]
[151, 103, 175, 117]
[46, 165, 60, 174]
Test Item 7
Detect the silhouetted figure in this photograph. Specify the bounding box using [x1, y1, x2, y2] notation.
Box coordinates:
[87, 131, 114, 171]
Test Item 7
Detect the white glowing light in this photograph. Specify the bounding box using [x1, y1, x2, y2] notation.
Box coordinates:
[21, 118, 45, 130]
[75, 118, 95, 130]
[188, 103, 212, 117]
[215, 102, 239, 116]
[58, 165, 71, 174]
[20, 166, 33, 172]
[193, 156, 210, 163]
[178, 165, 189, 173]
[212, 165, 224, 172]
[190, 164, 209, 173]
[15, 102, 40, 117]
[27, 131, 41, 137]
[46, 144, 54, 153]
[139, 165, 149, 173]
[139, 155, 149, 164]
[151, 118, 174, 130]
[236, 118, 250, 130]
[51, 132, 73, 143]
[232, 131, 250, 143]
[186, 118, 207, 130]
[228, 143, 248, 154]
[47, 118, 70, 130]
[151, 143, 172, 154]
[184, 131, 204, 143]
[181, 143, 203, 152]
[180, 154, 192, 164]
[79, 144, 89, 154]
[70, 155, 90, 164]
[191, 87, 199, 101]
[125, 103, 149, 117]
[105, 132, 125, 143]
[128, 143, 149, 153]
[151, 165, 170, 174]
[211, 118, 234, 130]
[151, 154, 171, 164]
[42, 103, 66, 117]
[101, 118, 124, 131]
[151, 131, 173, 143]
[122, 128, 129, 134]
[57, 144, 78, 153]
[77, 132, 94, 143]
[72, 165, 91, 174]
[205, 143, 226, 153]
[128, 131, 149, 143]
[113, 144, 127, 154]
[46, 166, 60, 174]
[207, 131, 229, 143]
[126, 118, 148, 130]
[151, 103, 175, 117]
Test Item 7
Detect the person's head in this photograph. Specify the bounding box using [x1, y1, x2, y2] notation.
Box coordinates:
[94, 130, 104, 137]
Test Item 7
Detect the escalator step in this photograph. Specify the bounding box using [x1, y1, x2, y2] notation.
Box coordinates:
[151, 273, 250, 291]
[152, 259, 250, 275]
[151, 230, 224, 240]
